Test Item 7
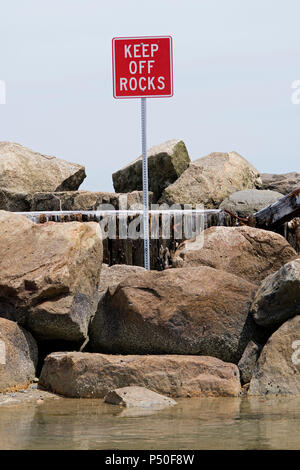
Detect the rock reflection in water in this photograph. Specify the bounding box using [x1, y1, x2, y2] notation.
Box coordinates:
[0, 396, 300, 450]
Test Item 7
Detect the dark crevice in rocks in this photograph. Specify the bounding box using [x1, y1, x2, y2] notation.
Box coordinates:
[36, 339, 81, 377]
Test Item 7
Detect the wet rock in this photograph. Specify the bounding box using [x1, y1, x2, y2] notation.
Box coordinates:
[172, 226, 296, 285]
[104, 386, 176, 408]
[0, 318, 38, 392]
[28, 190, 153, 212]
[90, 266, 261, 364]
[238, 340, 262, 385]
[261, 172, 300, 195]
[0, 211, 102, 344]
[219, 189, 283, 217]
[251, 259, 300, 328]
[0, 142, 86, 211]
[249, 316, 300, 395]
[159, 151, 262, 208]
[39, 352, 241, 398]
[112, 140, 190, 202]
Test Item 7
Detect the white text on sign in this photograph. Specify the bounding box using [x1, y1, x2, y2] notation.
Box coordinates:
[112, 36, 173, 98]
[121, 44, 164, 92]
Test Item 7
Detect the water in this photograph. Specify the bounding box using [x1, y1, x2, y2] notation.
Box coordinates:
[0, 396, 300, 450]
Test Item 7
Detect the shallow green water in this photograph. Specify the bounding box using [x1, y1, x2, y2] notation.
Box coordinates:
[0, 396, 300, 450]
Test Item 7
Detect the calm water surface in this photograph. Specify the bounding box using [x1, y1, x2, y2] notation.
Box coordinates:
[0, 396, 300, 450]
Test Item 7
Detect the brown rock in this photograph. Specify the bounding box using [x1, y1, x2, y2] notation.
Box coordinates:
[0, 211, 102, 344]
[104, 386, 177, 408]
[39, 352, 241, 398]
[0, 318, 38, 392]
[90, 266, 261, 363]
[159, 151, 262, 208]
[261, 172, 300, 195]
[172, 226, 297, 285]
[0, 142, 86, 211]
[249, 316, 300, 395]
[112, 140, 190, 202]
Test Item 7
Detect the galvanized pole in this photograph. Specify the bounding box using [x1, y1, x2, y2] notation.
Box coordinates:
[141, 97, 150, 270]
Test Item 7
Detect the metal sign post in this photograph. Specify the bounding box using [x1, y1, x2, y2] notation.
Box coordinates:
[141, 97, 150, 270]
[112, 36, 173, 270]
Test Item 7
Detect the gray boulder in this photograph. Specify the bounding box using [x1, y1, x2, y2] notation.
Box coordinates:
[0, 142, 86, 211]
[159, 151, 262, 208]
[219, 189, 283, 217]
[112, 140, 190, 202]
[0, 318, 38, 392]
[261, 172, 300, 195]
[251, 259, 300, 328]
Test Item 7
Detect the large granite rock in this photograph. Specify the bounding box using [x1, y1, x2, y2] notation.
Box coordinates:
[39, 352, 241, 398]
[104, 386, 176, 408]
[89, 266, 263, 364]
[219, 189, 283, 217]
[251, 259, 300, 328]
[0, 318, 38, 392]
[28, 190, 153, 212]
[0, 211, 102, 344]
[159, 151, 262, 208]
[112, 140, 190, 202]
[249, 316, 300, 395]
[172, 226, 297, 285]
[261, 172, 300, 195]
[0, 142, 86, 211]
[89, 264, 145, 348]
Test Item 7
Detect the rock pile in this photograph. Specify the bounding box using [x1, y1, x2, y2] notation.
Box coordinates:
[0, 139, 299, 399]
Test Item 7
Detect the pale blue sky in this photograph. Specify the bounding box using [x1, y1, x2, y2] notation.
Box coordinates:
[0, 0, 299, 191]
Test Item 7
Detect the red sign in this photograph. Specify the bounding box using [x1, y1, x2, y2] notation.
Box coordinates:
[112, 36, 173, 99]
